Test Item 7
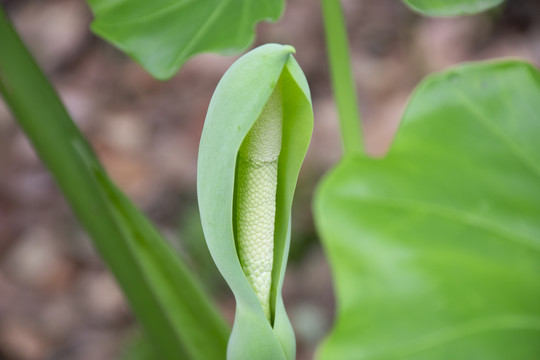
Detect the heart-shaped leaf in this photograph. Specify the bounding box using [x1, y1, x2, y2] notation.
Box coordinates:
[198, 44, 313, 359]
[315, 60, 540, 359]
[86, 0, 284, 79]
[402, 0, 503, 16]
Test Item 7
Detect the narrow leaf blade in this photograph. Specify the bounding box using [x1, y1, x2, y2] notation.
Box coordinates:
[0, 8, 229, 359]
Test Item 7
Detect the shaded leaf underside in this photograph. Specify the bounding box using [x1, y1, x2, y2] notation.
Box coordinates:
[87, 0, 284, 79]
[402, 0, 504, 16]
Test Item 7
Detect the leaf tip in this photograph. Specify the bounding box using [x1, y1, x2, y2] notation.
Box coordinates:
[284, 45, 296, 55]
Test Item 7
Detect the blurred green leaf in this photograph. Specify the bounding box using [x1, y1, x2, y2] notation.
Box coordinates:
[402, 0, 503, 16]
[0, 8, 229, 360]
[86, 0, 285, 79]
[315, 60, 540, 359]
[178, 203, 226, 293]
[92, 166, 230, 360]
[198, 44, 313, 359]
[118, 332, 154, 360]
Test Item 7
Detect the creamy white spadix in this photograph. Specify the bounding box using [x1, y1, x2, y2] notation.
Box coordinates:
[236, 87, 282, 320]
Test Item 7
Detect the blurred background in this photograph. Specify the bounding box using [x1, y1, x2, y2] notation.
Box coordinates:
[0, 0, 539, 359]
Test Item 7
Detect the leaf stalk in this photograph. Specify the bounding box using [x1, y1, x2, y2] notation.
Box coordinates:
[320, 0, 364, 155]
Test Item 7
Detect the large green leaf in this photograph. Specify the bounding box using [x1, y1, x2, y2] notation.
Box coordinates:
[402, 0, 503, 16]
[0, 8, 228, 360]
[198, 44, 313, 359]
[86, 0, 284, 79]
[314, 60, 540, 359]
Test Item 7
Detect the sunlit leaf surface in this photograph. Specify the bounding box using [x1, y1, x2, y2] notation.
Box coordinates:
[315, 61, 540, 359]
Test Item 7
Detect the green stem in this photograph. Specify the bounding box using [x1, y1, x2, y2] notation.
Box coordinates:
[320, 0, 364, 155]
[0, 7, 228, 359]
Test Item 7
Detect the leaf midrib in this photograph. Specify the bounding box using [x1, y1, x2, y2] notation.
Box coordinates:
[454, 88, 540, 180]
[170, 0, 232, 71]
[350, 194, 540, 253]
[95, 0, 197, 27]
[361, 315, 540, 360]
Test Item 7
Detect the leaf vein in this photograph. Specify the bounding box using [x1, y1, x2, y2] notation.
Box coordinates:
[96, 0, 196, 27]
[356, 195, 540, 252]
[363, 315, 540, 359]
[171, 0, 232, 71]
[454, 89, 540, 180]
